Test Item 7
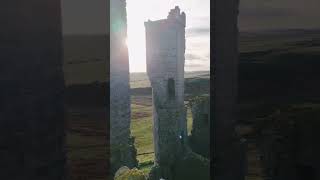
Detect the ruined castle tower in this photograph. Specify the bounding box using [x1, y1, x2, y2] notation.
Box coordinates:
[145, 6, 187, 170]
[110, 0, 137, 173]
[0, 1, 66, 179]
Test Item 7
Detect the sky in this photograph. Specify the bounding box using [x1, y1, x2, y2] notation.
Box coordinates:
[238, 0, 320, 31]
[126, 0, 210, 72]
[60, 0, 320, 72]
[61, 0, 108, 34]
[60, 0, 320, 34]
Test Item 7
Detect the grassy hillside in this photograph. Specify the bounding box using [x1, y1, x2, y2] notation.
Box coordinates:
[238, 30, 320, 111]
[63, 34, 110, 180]
[63, 35, 109, 86]
[238, 30, 320, 180]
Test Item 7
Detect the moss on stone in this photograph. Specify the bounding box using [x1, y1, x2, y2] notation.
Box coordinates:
[111, 136, 139, 174]
[114, 167, 147, 180]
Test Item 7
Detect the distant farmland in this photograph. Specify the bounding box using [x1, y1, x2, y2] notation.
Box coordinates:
[63, 35, 109, 86]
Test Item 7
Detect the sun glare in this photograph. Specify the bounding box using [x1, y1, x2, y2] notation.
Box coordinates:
[125, 38, 129, 47]
[126, 1, 148, 72]
[126, 0, 210, 72]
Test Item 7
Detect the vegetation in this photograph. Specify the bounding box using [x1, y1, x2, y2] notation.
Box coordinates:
[114, 167, 147, 180]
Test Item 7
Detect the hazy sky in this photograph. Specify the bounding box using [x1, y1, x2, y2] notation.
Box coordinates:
[60, 0, 320, 34]
[127, 0, 210, 72]
[61, 0, 320, 72]
[61, 0, 108, 34]
[239, 0, 320, 31]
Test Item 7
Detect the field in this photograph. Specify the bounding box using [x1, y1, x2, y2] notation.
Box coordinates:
[238, 30, 320, 179]
[64, 35, 110, 179]
[66, 107, 108, 180]
[62, 34, 210, 178]
[64, 70, 209, 179]
[64, 29, 320, 179]
[130, 71, 209, 173]
[63, 35, 109, 86]
[65, 83, 108, 180]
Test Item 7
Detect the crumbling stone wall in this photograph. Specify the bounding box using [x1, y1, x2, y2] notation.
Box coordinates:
[110, 0, 138, 174]
[189, 96, 210, 158]
[0, 1, 66, 179]
[145, 6, 187, 179]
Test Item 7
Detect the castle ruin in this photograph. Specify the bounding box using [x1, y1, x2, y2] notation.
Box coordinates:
[145, 6, 187, 174]
[189, 96, 210, 158]
[110, 0, 138, 174]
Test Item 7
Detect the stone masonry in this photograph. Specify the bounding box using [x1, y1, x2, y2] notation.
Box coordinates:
[110, 0, 138, 174]
[189, 96, 210, 158]
[145, 6, 187, 176]
[0, 1, 66, 179]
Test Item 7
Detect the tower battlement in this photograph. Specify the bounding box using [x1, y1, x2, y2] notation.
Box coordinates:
[145, 6, 186, 28]
[167, 6, 186, 26]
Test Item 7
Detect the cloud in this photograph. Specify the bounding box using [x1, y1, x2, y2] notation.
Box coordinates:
[186, 27, 210, 37]
[185, 60, 210, 71]
[185, 53, 209, 61]
[239, 0, 320, 31]
[185, 53, 203, 61]
[185, 63, 204, 68]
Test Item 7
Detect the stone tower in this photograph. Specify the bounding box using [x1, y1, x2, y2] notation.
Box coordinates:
[145, 6, 187, 170]
[0, 0, 66, 179]
[110, 0, 137, 174]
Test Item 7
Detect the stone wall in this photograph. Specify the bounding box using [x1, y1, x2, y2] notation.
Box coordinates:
[189, 96, 210, 158]
[110, 0, 137, 174]
[0, 1, 66, 179]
